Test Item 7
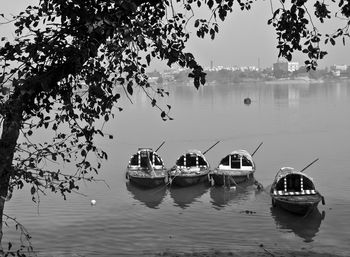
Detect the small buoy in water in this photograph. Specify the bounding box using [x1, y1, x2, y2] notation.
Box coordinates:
[244, 97, 252, 105]
[91, 199, 96, 205]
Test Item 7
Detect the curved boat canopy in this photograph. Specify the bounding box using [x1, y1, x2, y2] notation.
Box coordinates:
[272, 167, 316, 195]
[128, 148, 164, 168]
[218, 150, 255, 170]
[175, 149, 209, 168]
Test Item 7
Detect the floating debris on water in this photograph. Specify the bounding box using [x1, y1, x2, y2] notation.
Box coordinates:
[244, 97, 252, 105]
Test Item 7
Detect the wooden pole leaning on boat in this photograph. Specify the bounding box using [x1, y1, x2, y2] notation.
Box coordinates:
[203, 140, 221, 155]
[251, 142, 263, 156]
[155, 141, 165, 152]
[300, 158, 319, 173]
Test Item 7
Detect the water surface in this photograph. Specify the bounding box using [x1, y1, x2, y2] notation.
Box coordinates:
[4, 81, 350, 256]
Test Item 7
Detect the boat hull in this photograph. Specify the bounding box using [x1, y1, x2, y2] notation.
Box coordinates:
[210, 172, 254, 186]
[126, 167, 167, 188]
[169, 172, 209, 187]
[271, 194, 323, 216]
[128, 175, 166, 188]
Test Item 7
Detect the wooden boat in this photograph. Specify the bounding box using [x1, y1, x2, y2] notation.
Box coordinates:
[125, 148, 167, 188]
[168, 149, 210, 187]
[270, 167, 325, 215]
[209, 150, 256, 186]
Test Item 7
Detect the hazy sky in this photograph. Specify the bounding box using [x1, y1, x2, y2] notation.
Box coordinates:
[1, 1, 350, 70]
[180, 1, 350, 70]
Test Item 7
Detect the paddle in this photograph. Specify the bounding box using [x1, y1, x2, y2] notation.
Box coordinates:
[203, 140, 220, 155]
[155, 141, 165, 152]
[300, 158, 319, 173]
[251, 142, 263, 156]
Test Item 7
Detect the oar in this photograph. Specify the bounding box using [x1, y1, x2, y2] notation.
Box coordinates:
[155, 141, 165, 152]
[251, 142, 263, 156]
[203, 140, 220, 155]
[300, 158, 319, 173]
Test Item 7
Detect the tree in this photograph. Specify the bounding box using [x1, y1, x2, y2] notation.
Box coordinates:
[0, 0, 349, 253]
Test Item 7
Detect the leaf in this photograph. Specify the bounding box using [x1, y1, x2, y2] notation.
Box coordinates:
[127, 82, 133, 95]
[161, 111, 166, 118]
[31, 186, 36, 195]
[151, 98, 156, 107]
[194, 20, 200, 28]
[146, 54, 151, 66]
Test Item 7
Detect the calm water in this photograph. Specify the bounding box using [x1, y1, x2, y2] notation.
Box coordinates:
[4, 81, 350, 256]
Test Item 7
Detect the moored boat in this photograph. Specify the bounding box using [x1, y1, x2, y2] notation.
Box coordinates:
[270, 167, 325, 215]
[209, 149, 256, 186]
[126, 148, 167, 188]
[168, 149, 210, 187]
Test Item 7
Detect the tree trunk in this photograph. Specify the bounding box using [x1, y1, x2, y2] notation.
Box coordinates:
[0, 101, 22, 248]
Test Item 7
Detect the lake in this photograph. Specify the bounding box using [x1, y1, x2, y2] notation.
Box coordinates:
[3, 80, 350, 256]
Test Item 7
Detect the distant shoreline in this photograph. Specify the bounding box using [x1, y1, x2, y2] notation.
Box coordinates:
[156, 249, 347, 257]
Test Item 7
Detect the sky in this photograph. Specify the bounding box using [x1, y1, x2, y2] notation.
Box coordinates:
[180, 1, 350, 70]
[1, 0, 350, 70]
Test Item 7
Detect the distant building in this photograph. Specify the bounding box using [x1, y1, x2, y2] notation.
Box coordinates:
[330, 64, 348, 76]
[273, 61, 299, 72]
[288, 62, 299, 72]
[273, 62, 288, 72]
[330, 64, 347, 71]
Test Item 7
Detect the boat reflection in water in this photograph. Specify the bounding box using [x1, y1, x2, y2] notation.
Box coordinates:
[270, 206, 325, 242]
[169, 183, 209, 209]
[210, 177, 257, 209]
[125, 182, 167, 209]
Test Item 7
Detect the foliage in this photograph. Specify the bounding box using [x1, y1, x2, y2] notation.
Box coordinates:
[0, 0, 228, 202]
[268, 0, 350, 70]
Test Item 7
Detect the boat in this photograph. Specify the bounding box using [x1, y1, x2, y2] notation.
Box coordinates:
[270, 166, 325, 215]
[168, 149, 211, 187]
[209, 149, 256, 186]
[125, 148, 167, 188]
